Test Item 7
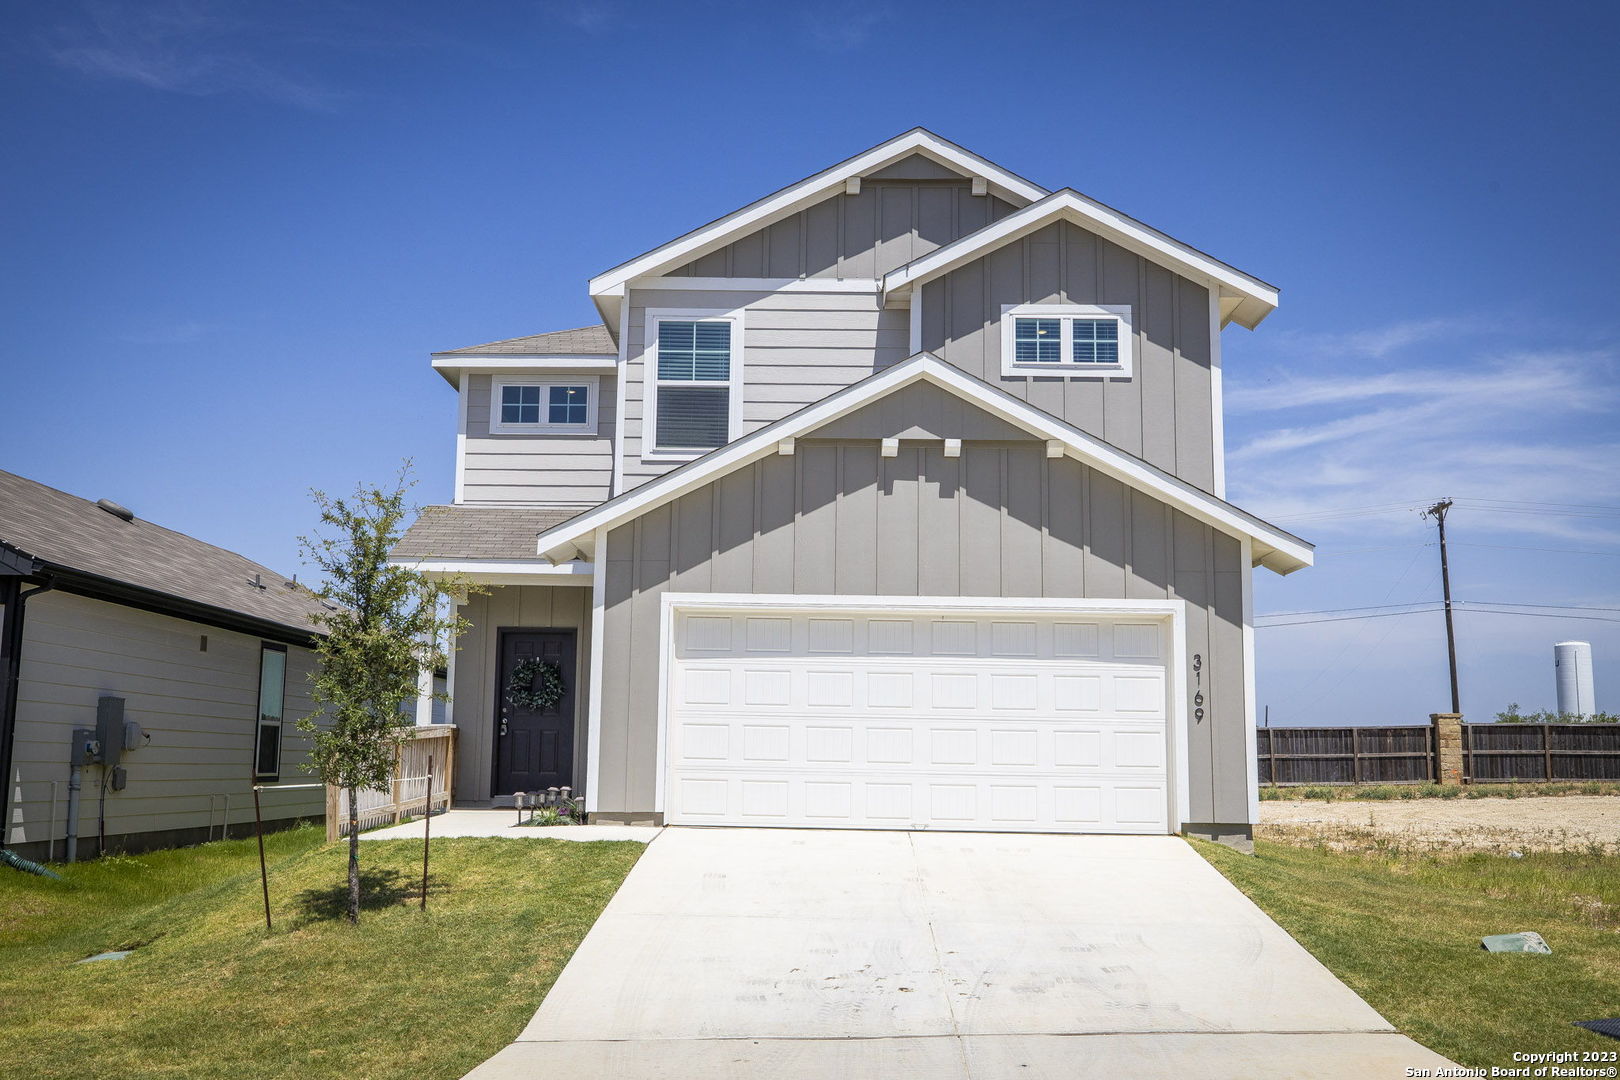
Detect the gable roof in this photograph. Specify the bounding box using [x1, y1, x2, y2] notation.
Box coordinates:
[586, 129, 1051, 329]
[0, 470, 330, 642]
[882, 189, 1280, 330]
[532, 354, 1312, 575]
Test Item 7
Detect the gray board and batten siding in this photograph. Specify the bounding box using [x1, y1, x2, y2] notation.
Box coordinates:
[462, 372, 618, 506]
[597, 423, 1250, 830]
[918, 220, 1219, 492]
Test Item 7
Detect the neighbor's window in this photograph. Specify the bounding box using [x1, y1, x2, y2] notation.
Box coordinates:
[254, 643, 286, 782]
[492, 378, 598, 434]
[1000, 304, 1133, 377]
[651, 317, 736, 453]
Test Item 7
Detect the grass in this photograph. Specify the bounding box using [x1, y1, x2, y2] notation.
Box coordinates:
[1195, 837, 1620, 1068]
[1260, 780, 1620, 801]
[0, 824, 643, 1080]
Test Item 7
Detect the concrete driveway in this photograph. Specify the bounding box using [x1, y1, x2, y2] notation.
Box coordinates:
[466, 829, 1454, 1079]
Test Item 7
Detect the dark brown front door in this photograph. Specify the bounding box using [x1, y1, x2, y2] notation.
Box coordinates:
[493, 629, 577, 796]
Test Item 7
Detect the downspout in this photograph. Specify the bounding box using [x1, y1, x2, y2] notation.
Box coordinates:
[1, 575, 53, 858]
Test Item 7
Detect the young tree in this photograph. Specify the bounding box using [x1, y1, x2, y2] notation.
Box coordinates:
[297, 467, 469, 923]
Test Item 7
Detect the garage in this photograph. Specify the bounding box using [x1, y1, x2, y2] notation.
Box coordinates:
[659, 599, 1185, 834]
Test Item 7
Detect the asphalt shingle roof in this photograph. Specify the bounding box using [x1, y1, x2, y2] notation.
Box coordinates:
[434, 324, 616, 357]
[391, 504, 586, 561]
[0, 469, 331, 636]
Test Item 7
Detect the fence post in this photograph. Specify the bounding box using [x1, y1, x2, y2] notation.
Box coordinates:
[1543, 723, 1554, 782]
[1431, 713, 1464, 785]
[324, 783, 339, 842]
[1351, 727, 1362, 785]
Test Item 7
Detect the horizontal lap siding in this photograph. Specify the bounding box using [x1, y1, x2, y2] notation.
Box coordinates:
[450, 584, 591, 803]
[7, 592, 321, 850]
[598, 443, 1247, 824]
[622, 289, 909, 490]
[921, 221, 1216, 492]
[463, 374, 615, 505]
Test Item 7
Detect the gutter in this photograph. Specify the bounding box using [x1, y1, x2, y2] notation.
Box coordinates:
[1, 570, 53, 852]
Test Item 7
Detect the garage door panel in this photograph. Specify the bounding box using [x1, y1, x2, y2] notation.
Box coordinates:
[667, 610, 1170, 834]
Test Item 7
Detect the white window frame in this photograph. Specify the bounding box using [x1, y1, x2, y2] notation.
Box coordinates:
[642, 307, 746, 462]
[490, 375, 600, 435]
[1000, 303, 1134, 379]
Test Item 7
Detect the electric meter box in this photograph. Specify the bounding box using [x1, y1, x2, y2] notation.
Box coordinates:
[94, 697, 124, 768]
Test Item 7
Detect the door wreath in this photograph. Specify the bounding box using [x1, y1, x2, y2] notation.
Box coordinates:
[506, 657, 566, 711]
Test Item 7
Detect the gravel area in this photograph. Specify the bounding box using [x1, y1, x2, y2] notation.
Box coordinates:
[1260, 796, 1620, 853]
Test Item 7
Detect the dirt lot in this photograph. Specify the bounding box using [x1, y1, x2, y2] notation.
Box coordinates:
[1260, 795, 1620, 853]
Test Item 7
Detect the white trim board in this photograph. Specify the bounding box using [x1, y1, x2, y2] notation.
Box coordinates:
[631, 277, 881, 294]
[588, 129, 1049, 325]
[432, 354, 615, 387]
[388, 558, 594, 588]
[883, 189, 1280, 330]
[654, 593, 1193, 834]
[533, 352, 1313, 574]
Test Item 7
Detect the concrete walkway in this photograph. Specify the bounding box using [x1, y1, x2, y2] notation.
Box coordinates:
[359, 809, 657, 843]
[466, 828, 1457, 1079]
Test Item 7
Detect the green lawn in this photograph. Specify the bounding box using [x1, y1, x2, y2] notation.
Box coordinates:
[0, 825, 642, 1080]
[1196, 837, 1620, 1068]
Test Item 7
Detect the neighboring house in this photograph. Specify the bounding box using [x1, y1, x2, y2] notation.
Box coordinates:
[0, 470, 330, 860]
[392, 129, 1312, 850]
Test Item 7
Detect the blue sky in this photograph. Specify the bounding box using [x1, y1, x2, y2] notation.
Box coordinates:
[3, 1, 1617, 724]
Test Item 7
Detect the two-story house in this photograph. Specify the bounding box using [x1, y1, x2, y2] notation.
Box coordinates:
[392, 129, 1311, 851]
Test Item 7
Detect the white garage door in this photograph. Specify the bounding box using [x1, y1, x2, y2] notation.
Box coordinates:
[663, 606, 1172, 834]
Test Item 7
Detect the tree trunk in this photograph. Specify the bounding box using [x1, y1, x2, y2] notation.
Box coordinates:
[346, 785, 360, 923]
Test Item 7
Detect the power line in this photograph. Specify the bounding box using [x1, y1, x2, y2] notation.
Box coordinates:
[1258, 607, 1620, 628]
[1452, 542, 1620, 558]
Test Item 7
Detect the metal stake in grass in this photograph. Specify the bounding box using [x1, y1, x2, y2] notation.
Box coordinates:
[421, 754, 432, 911]
[254, 784, 271, 931]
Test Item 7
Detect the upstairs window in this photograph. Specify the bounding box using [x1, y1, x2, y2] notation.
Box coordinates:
[1071, 319, 1120, 364]
[1013, 318, 1062, 363]
[491, 377, 598, 434]
[647, 312, 743, 456]
[1001, 304, 1133, 378]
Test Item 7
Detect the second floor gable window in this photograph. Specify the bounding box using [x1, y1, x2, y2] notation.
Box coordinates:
[1001, 304, 1133, 378]
[649, 314, 740, 455]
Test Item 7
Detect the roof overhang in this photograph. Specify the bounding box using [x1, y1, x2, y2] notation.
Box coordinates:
[533, 353, 1312, 574]
[428, 354, 617, 388]
[882, 189, 1280, 330]
[384, 557, 594, 588]
[587, 129, 1050, 334]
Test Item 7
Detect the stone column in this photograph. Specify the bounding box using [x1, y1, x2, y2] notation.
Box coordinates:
[1430, 712, 1464, 785]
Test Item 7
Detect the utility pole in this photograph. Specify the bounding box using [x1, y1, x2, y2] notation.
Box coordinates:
[1422, 499, 1461, 714]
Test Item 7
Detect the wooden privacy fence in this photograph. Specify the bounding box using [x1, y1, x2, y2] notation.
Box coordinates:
[1259, 726, 1435, 785]
[1260, 722, 1620, 786]
[325, 726, 456, 840]
[1464, 723, 1620, 783]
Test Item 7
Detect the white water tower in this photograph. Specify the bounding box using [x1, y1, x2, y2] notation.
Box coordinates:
[1554, 641, 1596, 718]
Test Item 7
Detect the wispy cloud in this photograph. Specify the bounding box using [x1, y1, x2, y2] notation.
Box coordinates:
[801, 3, 894, 52]
[541, 1, 622, 35]
[1227, 328, 1620, 545]
[41, 2, 343, 110]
